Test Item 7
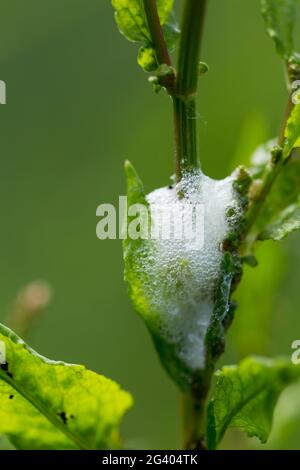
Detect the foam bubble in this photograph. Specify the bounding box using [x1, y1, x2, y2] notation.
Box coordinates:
[140, 170, 238, 370]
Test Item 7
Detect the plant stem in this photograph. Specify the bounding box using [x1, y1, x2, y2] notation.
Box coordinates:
[143, 1, 210, 447]
[278, 95, 294, 147]
[173, 0, 207, 178]
[177, 0, 207, 97]
[143, 0, 178, 175]
[143, 0, 172, 67]
[174, 0, 209, 449]
[143, 0, 207, 180]
[181, 378, 211, 450]
[143, 0, 176, 94]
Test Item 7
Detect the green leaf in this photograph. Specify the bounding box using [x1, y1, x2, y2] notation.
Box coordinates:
[124, 159, 148, 212]
[112, 0, 148, 42]
[205, 252, 242, 365]
[207, 356, 300, 450]
[258, 200, 300, 240]
[199, 61, 210, 75]
[162, 13, 180, 51]
[123, 162, 194, 391]
[123, 161, 152, 320]
[249, 144, 300, 232]
[246, 105, 300, 238]
[112, 0, 178, 72]
[155, 0, 175, 24]
[284, 102, 300, 157]
[112, 0, 174, 41]
[123, 165, 246, 391]
[137, 45, 158, 72]
[0, 323, 132, 450]
[261, 0, 297, 59]
[259, 154, 300, 227]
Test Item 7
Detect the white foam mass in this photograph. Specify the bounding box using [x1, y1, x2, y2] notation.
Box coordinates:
[143, 170, 238, 370]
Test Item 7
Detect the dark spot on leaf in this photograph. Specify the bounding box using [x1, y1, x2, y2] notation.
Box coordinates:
[0, 362, 13, 379]
[9, 395, 14, 399]
[58, 411, 68, 424]
[70, 414, 75, 419]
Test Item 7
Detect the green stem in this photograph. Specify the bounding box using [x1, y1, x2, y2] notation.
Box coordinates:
[143, 0, 176, 94]
[177, 0, 207, 96]
[175, 0, 209, 449]
[173, 0, 207, 178]
[278, 95, 294, 148]
[181, 375, 211, 450]
[143, 0, 207, 180]
[143, 2, 210, 446]
[143, 0, 178, 175]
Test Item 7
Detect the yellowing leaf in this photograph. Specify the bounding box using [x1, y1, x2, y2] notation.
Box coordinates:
[112, 0, 179, 72]
[138, 46, 158, 72]
[284, 103, 300, 157]
[0, 324, 132, 450]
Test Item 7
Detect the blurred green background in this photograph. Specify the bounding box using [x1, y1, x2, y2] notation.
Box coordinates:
[0, 0, 300, 449]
